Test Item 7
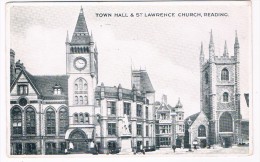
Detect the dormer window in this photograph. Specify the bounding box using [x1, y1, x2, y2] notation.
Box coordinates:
[53, 84, 62, 95]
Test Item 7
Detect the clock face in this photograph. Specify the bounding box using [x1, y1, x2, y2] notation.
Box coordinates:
[74, 57, 87, 70]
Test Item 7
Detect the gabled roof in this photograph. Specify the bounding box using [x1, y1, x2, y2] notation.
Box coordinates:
[140, 71, 155, 93]
[184, 112, 200, 126]
[11, 66, 68, 100]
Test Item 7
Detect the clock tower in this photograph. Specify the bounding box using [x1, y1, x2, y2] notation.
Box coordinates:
[66, 7, 98, 131]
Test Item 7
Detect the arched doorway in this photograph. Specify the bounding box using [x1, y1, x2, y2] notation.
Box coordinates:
[69, 129, 88, 153]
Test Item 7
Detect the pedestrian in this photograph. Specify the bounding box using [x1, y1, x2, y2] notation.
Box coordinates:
[140, 144, 145, 155]
[172, 145, 176, 153]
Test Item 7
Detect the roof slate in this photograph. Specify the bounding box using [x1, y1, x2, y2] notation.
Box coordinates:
[184, 112, 201, 126]
[71, 8, 90, 45]
[140, 71, 155, 93]
[26, 71, 69, 100]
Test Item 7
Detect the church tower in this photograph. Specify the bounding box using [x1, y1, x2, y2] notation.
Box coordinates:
[200, 30, 241, 147]
[66, 7, 98, 139]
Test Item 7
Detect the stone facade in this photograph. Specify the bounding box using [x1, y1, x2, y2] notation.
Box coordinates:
[199, 30, 241, 147]
[9, 8, 156, 155]
[155, 95, 185, 148]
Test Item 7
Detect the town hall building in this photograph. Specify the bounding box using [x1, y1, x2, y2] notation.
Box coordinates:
[10, 8, 156, 155]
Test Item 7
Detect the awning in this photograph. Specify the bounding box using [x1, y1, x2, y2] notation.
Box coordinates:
[65, 128, 94, 140]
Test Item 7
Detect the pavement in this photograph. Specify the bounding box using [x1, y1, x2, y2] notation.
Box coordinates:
[64, 146, 249, 157]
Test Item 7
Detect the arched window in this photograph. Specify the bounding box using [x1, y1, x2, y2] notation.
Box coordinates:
[74, 78, 88, 105]
[74, 113, 78, 123]
[79, 96, 83, 105]
[59, 108, 68, 134]
[79, 113, 84, 123]
[84, 83, 88, 91]
[198, 125, 206, 137]
[46, 108, 56, 135]
[75, 96, 78, 105]
[84, 96, 88, 105]
[86, 47, 90, 53]
[219, 112, 233, 132]
[223, 92, 229, 102]
[79, 79, 83, 90]
[26, 107, 36, 134]
[84, 113, 89, 124]
[11, 107, 22, 135]
[205, 72, 209, 84]
[71, 47, 74, 53]
[221, 68, 229, 81]
[75, 84, 78, 91]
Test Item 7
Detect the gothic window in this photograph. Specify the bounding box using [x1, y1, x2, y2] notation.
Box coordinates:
[79, 96, 83, 105]
[74, 78, 88, 105]
[70, 47, 74, 53]
[79, 79, 83, 90]
[219, 112, 233, 132]
[107, 101, 116, 115]
[84, 83, 88, 91]
[79, 113, 84, 123]
[108, 123, 116, 135]
[74, 113, 78, 123]
[84, 96, 88, 105]
[136, 104, 142, 117]
[26, 108, 36, 134]
[198, 125, 206, 137]
[59, 108, 68, 134]
[46, 108, 56, 135]
[223, 92, 229, 102]
[84, 113, 89, 124]
[205, 72, 209, 84]
[123, 102, 131, 115]
[75, 96, 78, 105]
[221, 68, 229, 81]
[11, 107, 22, 135]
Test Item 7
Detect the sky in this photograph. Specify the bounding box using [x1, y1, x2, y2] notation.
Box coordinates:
[8, 2, 251, 119]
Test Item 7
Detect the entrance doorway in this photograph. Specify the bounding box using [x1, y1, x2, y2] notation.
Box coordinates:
[223, 137, 232, 148]
[200, 139, 207, 148]
[68, 129, 89, 153]
[72, 141, 88, 153]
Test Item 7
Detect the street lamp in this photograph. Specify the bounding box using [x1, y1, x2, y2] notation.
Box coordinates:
[187, 118, 193, 152]
[170, 112, 177, 147]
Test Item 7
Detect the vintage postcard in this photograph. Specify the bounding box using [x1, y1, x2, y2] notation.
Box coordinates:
[4, 0, 252, 160]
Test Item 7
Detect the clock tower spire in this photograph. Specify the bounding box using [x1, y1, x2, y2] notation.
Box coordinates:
[66, 8, 99, 131]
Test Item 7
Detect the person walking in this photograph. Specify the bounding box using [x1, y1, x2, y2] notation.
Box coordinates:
[172, 145, 176, 153]
[140, 144, 145, 155]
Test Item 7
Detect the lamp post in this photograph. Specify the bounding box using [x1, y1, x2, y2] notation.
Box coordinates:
[170, 112, 177, 146]
[187, 118, 192, 152]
